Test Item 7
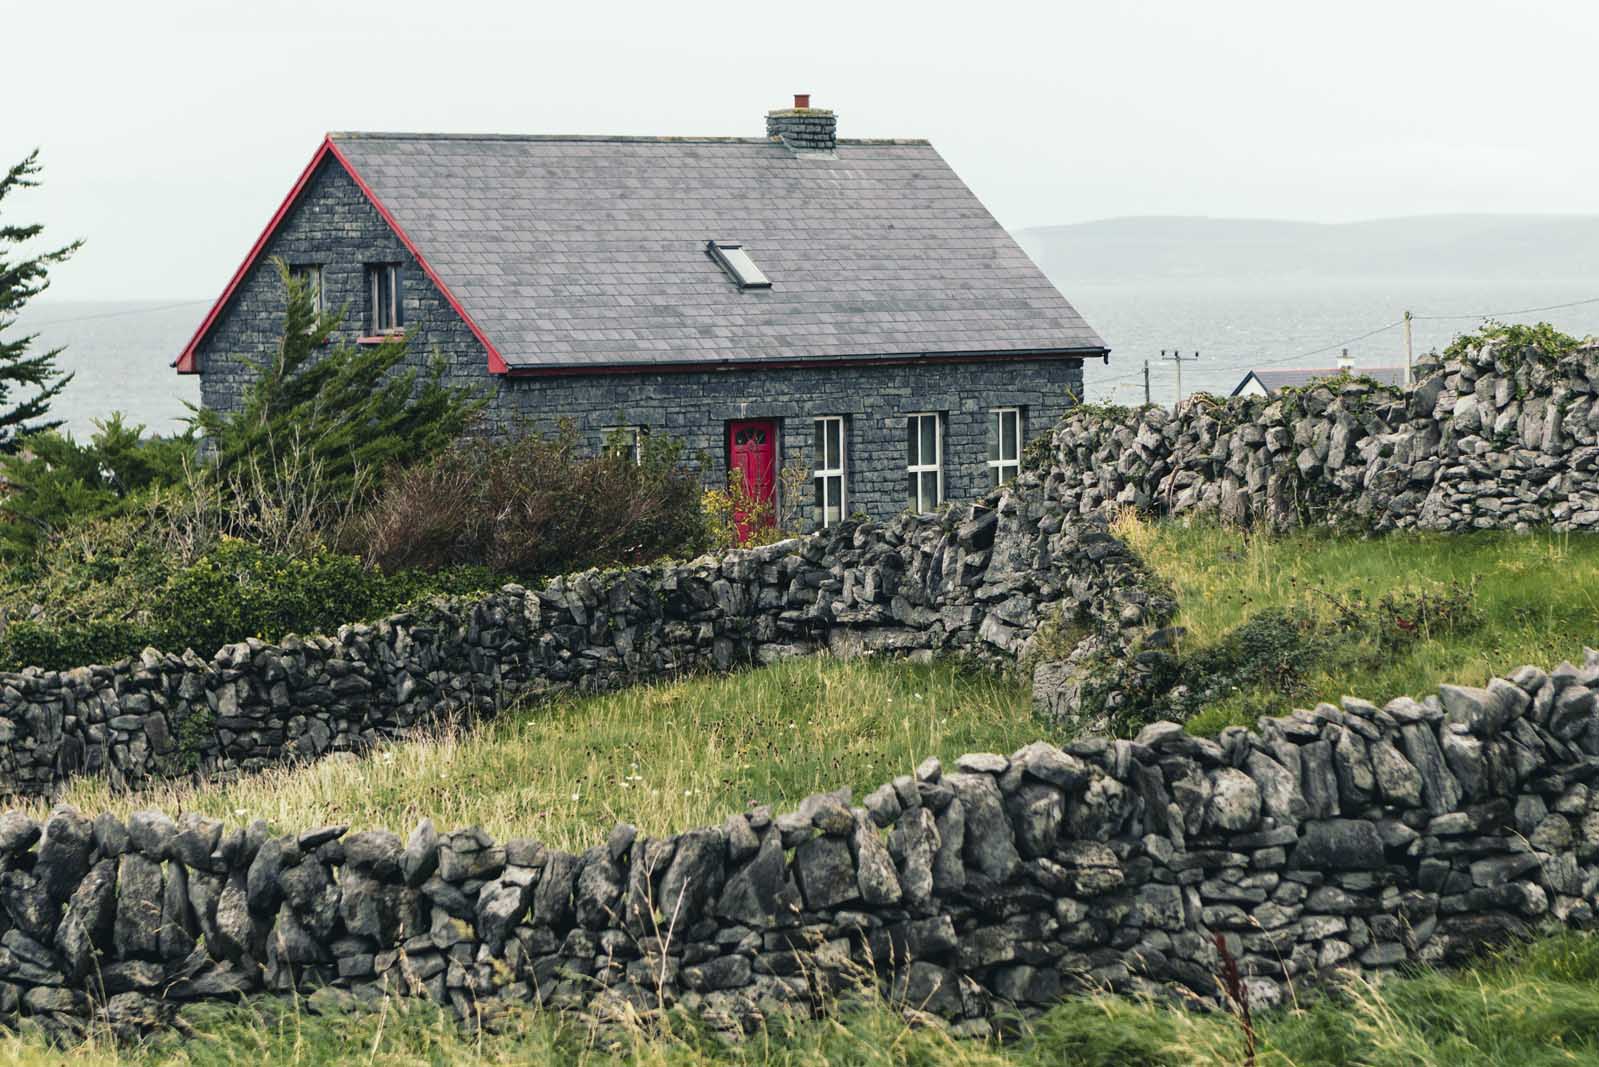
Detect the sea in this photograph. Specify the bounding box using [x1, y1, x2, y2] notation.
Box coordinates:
[18, 277, 1599, 439]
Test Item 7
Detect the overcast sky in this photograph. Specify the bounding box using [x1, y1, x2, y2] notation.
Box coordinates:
[8, 0, 1599, 301]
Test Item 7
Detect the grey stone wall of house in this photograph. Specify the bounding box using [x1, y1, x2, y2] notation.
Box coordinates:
[1, 658, 1596, 1038]
[190, 156, 1085, 523]
[1049, 340, 1599, 533]
[495, 360, 1084, 524]
[194, 159, 488, 418]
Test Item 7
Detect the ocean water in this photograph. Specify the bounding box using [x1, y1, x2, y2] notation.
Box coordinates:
[16, 278, 1599, 438]
[15, 299, 205, 440]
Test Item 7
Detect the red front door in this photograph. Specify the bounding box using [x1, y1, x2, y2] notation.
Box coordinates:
[728, 419, 778, 543]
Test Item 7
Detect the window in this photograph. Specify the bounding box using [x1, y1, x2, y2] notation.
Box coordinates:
[706, 241, 772, 289]
[988, 407, 1022, 486]
[906, 413, 943, 514]
[366, 263, 403, 333]
[603, 425, 646, 464]
[289, 264, 323, 316]
[813, 416, 846, 527]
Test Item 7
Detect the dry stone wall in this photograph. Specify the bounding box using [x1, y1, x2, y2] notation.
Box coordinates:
[0, 489, 1167, 801]
[1045, 340, 1599, 532]
[2, 656, 1598, 1037]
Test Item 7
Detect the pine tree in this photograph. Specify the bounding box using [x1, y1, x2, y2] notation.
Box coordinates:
[0, 150, 82, 448]
[192, 258, 485, 504]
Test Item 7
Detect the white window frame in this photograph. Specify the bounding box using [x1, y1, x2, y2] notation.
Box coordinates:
[813, 416, 847, 528]
[603, 425, 646, 464]
[988, 406, 1023, 487]
[906, 412, 943, 514]
[367, 263, 402, 334]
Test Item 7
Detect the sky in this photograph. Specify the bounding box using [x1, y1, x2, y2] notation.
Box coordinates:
[7, 0, 1599, 301]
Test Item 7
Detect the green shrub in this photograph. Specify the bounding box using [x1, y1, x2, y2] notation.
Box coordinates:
[348, 423, 705, 578]
[0, 414, 193, 566]
[192, 260, 485, 510]
[0, 618, 162, 671]
[0, 538, 495, 670]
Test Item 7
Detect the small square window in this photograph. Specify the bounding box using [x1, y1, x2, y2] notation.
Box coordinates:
[366, 263, 403, 333]
[603, 425, 646, 464]
[988, 407, 1023, 487]
[706, 241, 772, 290]
[289, 264, 323, 316]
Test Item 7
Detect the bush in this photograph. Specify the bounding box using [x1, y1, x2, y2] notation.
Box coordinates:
[349, 424, 706, 578]
[192, 260, 484, 511]
[0, 537, 495, 670]
[0, 414, 193, 566]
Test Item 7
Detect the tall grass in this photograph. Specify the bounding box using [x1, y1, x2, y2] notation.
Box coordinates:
[1115, 514, 1599, 732]
[10, 933, 1599, 1065]
[34, 656, 1036, 850]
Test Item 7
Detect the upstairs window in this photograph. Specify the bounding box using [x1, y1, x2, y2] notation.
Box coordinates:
[366, 263, 403, 334]
[989, 407, 1022, 486]
[906, 412, 943, 514]
[813, 416, 846, 528]
[289, 264, 323, 316]
[706, 241, 771, 290]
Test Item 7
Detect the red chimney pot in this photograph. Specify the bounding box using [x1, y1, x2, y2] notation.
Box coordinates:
[793, 93, 810, 109]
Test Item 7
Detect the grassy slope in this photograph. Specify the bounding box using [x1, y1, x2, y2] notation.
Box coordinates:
[37, 657, 1035, 851]
[16, 524, 1599, 1063]
[1116, 514, 1599, 733]
[11, 933, 1599, 1065]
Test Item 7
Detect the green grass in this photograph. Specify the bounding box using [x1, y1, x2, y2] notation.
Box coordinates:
[11, 932, 1599, 1065]
[35, 656, 1036, 851]
[1116, 514, 1599, 733]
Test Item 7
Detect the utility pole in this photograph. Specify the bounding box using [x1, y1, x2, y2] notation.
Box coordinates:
[1403, 310, 1414, 386]
[1161, 349, 1199, 407]
[1143, 360, 1151, 406]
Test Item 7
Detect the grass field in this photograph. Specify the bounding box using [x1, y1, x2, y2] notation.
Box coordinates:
[15, 522, 1599, 1064]
[37, 656, 1037, 850]
[1116, 515, 1599, 733]
[9, 932, 1599, 1066]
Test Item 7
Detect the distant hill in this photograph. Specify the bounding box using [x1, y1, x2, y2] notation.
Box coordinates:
[1013, 215, 1599, 284]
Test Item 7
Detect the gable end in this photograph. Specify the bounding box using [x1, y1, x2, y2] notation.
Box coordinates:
[175, 137, 508, 375]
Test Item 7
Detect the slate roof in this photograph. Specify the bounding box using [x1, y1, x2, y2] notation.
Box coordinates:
[1232, 366, 1406, 396]
[327, 133, 1107, 372]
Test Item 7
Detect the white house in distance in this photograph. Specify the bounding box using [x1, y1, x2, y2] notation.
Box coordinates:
[1231, 363, 1406, 398]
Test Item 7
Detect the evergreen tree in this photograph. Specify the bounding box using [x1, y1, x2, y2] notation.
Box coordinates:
[0, 150, 82, 447]
[192, 259, 485, 504]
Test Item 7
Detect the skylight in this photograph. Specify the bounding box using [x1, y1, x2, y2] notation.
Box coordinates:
[707, 241, 772, 290]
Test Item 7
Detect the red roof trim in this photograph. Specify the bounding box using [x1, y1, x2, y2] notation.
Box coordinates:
[173, 140, 333, 373]
[174, 136, 509, 376]
[323, 138, 509, 375]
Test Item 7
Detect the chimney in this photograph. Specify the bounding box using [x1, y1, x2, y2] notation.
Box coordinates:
[1337, 348, 1354, 374]
[767, 93, 836, 152]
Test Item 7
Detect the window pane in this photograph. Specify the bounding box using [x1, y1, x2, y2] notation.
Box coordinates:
[919, 416, 936, 465]
[827, 419, 841, 468]
[988, 411, 1000, 462]
[815, 476, 825, 523]
[814, 420, 824, 464]
[922, 471, 938, 509]
[908, 472, 919, 510]
[906, 419, 918, 466]
[1003, 411, 1018, 459]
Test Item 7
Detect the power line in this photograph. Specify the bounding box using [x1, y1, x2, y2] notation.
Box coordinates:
[14, 299, 210, 329]
[1411, 294, 1599, 321]
[1091, 292, 1599, 395]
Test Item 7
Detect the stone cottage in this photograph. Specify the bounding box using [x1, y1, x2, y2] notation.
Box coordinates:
[175, 96, 1108, 525]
